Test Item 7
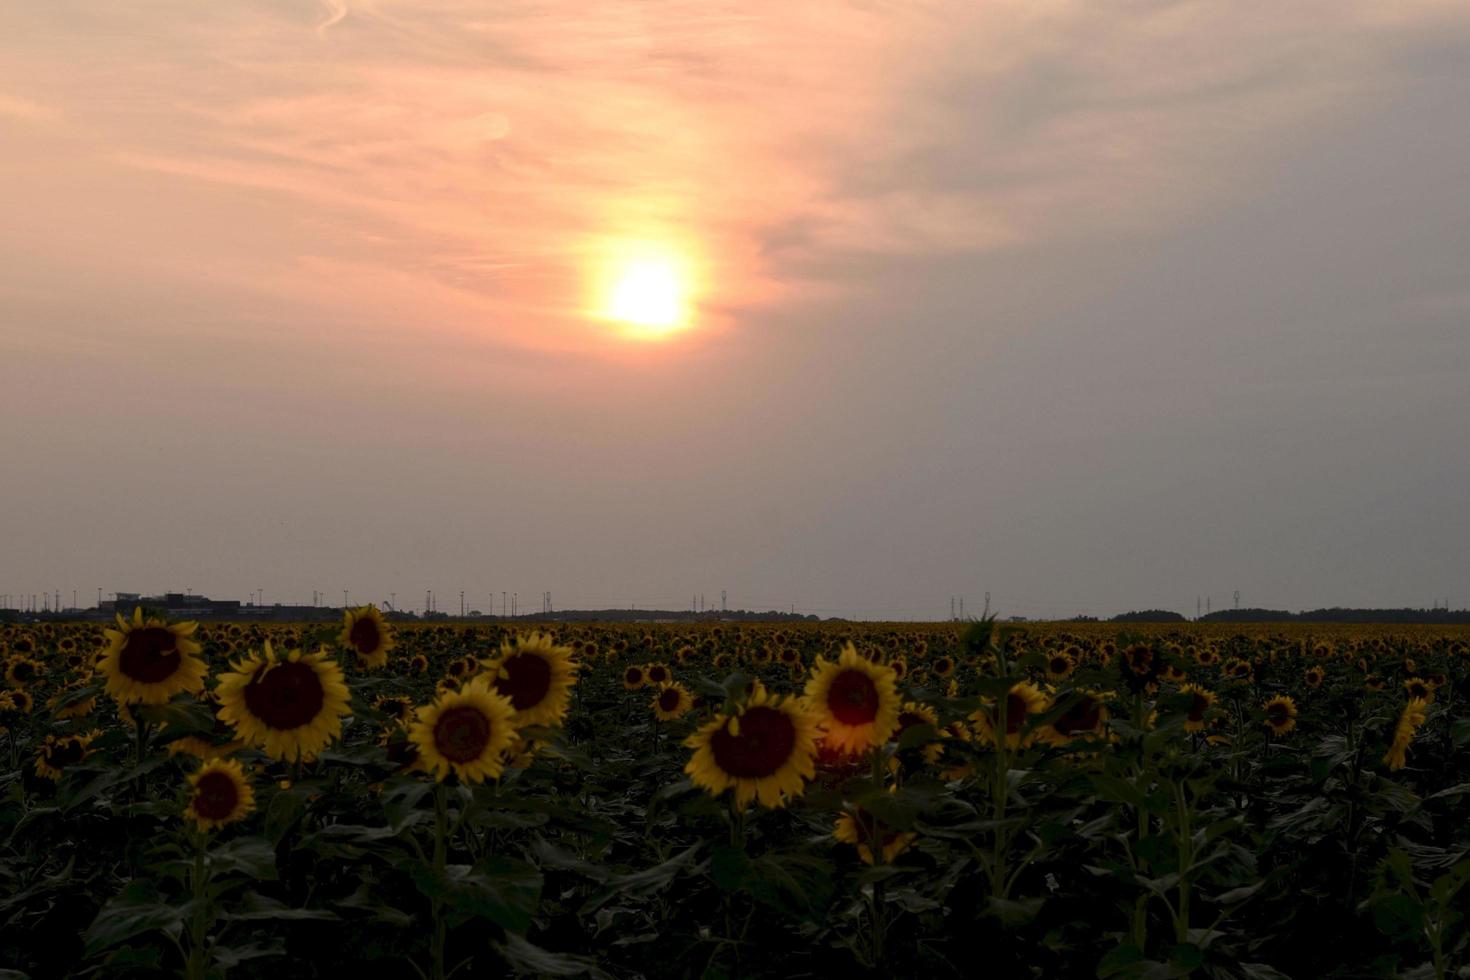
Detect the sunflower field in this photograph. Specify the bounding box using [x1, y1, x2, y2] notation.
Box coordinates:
[2, 612, 1468, 979]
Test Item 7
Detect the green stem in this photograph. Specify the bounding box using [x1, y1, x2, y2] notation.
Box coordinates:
[1173, 779, 1192, 944]
[868, 747, 888, 966]
[726, 795, 745, 977]
[431, 783, 448, 980]
[185, 831, 209, 980]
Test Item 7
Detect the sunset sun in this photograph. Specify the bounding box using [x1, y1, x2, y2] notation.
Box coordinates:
[594, 244, 697, 339]
[610, 260, 681, 330]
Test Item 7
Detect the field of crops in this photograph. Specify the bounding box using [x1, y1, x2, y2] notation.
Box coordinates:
[2, 613, 1467, 979]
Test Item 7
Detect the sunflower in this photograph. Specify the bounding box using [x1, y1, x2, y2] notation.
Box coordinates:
[932, 655, 955, 679]
[374, 694, 415, 725]
[481, 633, 578, 728]
[684, 686, 818, 809]
[1044, 690, 1110, 744]
[888, 657, 908, 681]
[1365, 674, 1386, 692]
[407, 654, 429, 675]
[1262, 695, 1298, 735]
[409, 677, 519, 783]
[622, 664, 647, 690]
[35, 730, 99, 781]
[98, 609, 207, 705]
[834, 809, 917, 865]
[1403, 677, 1435, 704]
[216, 642, 351, 763]
[1224, 658, 1254, 683]
[0, 691, 20, 732]
[4, 655, 45, 687]
[1179, 684, 1216, 733]
[338, 605, 394, 669]
[1044, 651, 1076, 683]
[184, 758, 256, 832]
[1303, 666, 1325, 689]
[8, 688, 34, 714]
[892, 701, 943, 763]
[971, 681, 1050, 748]
[645, 663, 671, 686]
[1383, 698, 1429, 771]
[803, 645, 901, 756]
[652, 681, 694, 721]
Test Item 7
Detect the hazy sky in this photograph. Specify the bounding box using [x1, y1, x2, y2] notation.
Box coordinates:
[3, 1, 1469, 619]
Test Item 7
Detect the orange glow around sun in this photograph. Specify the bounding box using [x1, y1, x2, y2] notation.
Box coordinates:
[594, 241, 699, 340]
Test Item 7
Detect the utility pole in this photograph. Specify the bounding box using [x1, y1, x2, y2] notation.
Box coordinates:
[959, 597, 964, 619]
[460, 591, 465, 617]
[984, 592, 991, 617]
[1197, 597, 1201, 620]
[502, 592, 507, 618]
[950, 596, 955, 621]
[389, 592, 396, 611]
[1234, 590, 1240, 610]
[721, 590, 727, 613]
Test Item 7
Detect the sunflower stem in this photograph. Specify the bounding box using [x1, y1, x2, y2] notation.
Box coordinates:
[1172, 778, 1192, 944]
[184, 830, 210, 980]
[725, 794, 746, 977]
[868, 746, 888, 967]
[135, 717, 150, 769]
[431, 781, 449, 980]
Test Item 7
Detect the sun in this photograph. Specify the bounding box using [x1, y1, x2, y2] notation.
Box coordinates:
[610, 260, 681, 329]
[592, 242, 698, 339]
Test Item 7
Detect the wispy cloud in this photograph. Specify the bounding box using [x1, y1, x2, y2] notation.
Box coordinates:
[2, 1, 1466, 351]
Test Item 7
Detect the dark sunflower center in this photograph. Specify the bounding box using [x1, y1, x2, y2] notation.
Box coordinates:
[897, 710, 926, 732]
[1050, 657, 1070, 672]
[349, 618, 381, 656]
[119, 627, 182, 684]
[658, 688, 681, 712]
[1005, 693, 1030, 734]
[243, 660, 326, 730]
[495, 653, 552, 710]
[193, 771, 241, 820]
[1055, 696, 1102, 735]
[1266, 703, 1289, 723]
[625, 668, 642, 684]
[1188, 694, 1210, 721]
[47, 739, 87, 768]
[433, 705, 492, 763]
[709, 706, 796, 779]
[12, 661, 37, 682]
[648, 666, 668, 684]
[828, 670, 879, 726]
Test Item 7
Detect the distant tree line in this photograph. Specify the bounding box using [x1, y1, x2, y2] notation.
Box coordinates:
[1200, 607, 1470, 624]
[1110, 610, 1189, 623]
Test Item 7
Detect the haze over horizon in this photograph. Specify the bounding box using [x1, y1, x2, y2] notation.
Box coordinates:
[3, 2, 1469, 621]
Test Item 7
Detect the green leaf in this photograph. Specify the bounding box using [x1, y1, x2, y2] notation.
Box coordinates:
[209, 835, 278, 880]
[579, 842, 703, 915]
[493, 933, 614, 979]
[84, 881, 189, 955]
[221, 891, 336, 922]
[411, 858, 542, 932]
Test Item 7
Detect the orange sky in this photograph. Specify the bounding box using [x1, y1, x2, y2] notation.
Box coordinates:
[3, 2, 1469, 617]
